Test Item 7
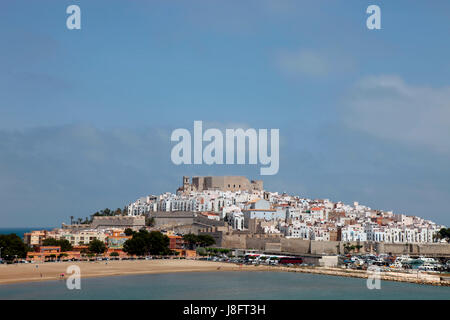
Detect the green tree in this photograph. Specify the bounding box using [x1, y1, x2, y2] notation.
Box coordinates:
[59, 253, 69, 261]
[437, 228, 450, 241]
[196, 247, 207, 257]
[42, 238, 73, 252]
[124, 228, 135, 236]
[145, 216, 155, 227]
[123, 230, 170, 256]
[123, 235, 148, 256]
[197, 235, 215, 247]
[89, 239, 107, 255]
[147, 231, 170, 255]
[182, 233, 199, 249]
[0, 234, 27, 261]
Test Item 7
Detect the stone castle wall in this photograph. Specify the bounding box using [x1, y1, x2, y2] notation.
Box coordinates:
[209, 233, 450, 256]
[91, 216, 145, 230]
[182, 176, 263, 193]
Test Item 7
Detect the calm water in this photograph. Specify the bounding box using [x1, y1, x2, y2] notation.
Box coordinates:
[0, 272, 449, 300]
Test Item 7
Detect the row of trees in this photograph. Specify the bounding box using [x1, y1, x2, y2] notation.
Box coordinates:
[70, 207, 128, 225]
[123, 229, 173, 256]
[42, 237, 107, 254]
[121, 230, 216, 256]
[196, 247, 231, 257]
[0, 234, 28, 261]
[1, 231, 109, 262]
[343, 243, 363, 254]
[437, 228, 450, 241]
[42, 238, 73, 252]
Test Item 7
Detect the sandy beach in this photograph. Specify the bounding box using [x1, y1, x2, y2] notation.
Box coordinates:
[0, 260, 258, 285]
[1, 260, 449, 287]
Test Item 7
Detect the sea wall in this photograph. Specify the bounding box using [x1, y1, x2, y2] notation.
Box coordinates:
[280, 238, 310, 254]
[151, 212, 195, 228]
[310, 240, 341, 255]
[375, 243, 450, 256]
[203, 230, 450, 257]
[221, 234, 247, 249]
[91, 216, 145, 230]
[232, 237, 450, 256]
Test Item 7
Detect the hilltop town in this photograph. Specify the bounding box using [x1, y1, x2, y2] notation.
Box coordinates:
[16, 176, 449, 264]
[128, 176, 445, 245]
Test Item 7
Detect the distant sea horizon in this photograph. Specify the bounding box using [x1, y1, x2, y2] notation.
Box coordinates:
[0, 227, 55, 239]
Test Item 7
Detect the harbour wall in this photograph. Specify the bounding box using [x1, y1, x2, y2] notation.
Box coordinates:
[214, 233, 450, 256]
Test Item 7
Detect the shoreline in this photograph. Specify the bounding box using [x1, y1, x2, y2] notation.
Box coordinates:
[0, 260, 449, 287]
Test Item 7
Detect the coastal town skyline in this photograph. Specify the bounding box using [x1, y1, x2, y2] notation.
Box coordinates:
[2, 172, 450, 228]
[2, 174, 448, 291]
[1, 1, 450, 303]
[11, 174, 446, 246]
[124, 175, 446, 244]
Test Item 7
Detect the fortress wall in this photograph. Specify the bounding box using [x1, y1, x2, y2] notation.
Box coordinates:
[265, 242, 282, 252]
[151, 212, 196, 228]
[211, 231, 450, 256]
[280, 238, 310, 254]
[310, 240, 340, 255]
[372, 243, 450, 256]
[246, 237, 280, 251]
[221, 234, 247, 249]
[188, 176, 263, 192]
[417, 244, 450, 255]
[91, 216, 145, 230]
[376, 243, 414, 255]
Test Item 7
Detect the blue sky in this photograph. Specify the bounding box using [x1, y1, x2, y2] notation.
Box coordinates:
[0, 0, 449, 227]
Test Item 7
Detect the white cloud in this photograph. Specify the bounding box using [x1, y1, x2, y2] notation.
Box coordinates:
[344, 75, 450, 154]
[276, 48, 355, 78]
[277, 49, 329, 77]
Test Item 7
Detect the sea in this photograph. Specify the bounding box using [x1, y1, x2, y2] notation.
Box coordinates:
[0, 271, 449, 300]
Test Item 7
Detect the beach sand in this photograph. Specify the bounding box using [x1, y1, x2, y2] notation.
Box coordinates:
[0, 260, 448, 286]
[0, 260, 258, 285]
